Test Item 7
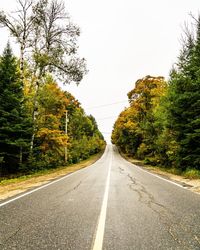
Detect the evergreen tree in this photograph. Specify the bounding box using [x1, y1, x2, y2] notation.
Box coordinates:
[167, 17, 200, 170]
[0, 43, 29, 174]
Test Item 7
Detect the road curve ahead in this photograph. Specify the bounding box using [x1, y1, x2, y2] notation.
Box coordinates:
[0, 145, 200, 250]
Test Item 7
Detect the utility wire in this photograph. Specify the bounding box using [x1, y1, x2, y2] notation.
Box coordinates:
[86, 100, 128, 110]
[97, 116, 118, 121]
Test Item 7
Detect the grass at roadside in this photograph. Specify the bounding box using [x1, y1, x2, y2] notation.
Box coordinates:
[120, 152, 200, 194]
[121, 153, 200, 180]
[183, 169, 200, 179]
[0, 151, 104, 200]
[0, 151, 103, 186]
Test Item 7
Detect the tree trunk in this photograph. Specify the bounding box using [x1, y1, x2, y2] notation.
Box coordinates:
[20, 146, 23, 165]
[30, 80, 40, 156]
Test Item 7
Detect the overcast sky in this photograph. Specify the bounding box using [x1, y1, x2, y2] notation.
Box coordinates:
[0, 0, 200, 142]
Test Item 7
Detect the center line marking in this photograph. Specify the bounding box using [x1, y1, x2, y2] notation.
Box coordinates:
[92, 151, 112, 250]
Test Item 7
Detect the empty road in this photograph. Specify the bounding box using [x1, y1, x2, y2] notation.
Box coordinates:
[0, 145, 200, 249]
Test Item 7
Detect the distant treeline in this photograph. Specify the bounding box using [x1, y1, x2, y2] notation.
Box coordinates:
[112, 16, 200, 172]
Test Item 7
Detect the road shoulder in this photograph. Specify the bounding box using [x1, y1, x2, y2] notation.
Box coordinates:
[122, 155, 200, 195]
[0, 152, 103, 201]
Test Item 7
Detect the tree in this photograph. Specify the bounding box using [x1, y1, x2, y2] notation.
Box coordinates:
[23, 78, 105, 169]
[112, 107, 142, 155]
[0, 0, 34, 75]
[0, 43, 30, 173]
[112, 76, 167, 159]
[166, 16, 200, 170]
[31, 0, 87, 84]
[0, 0, 87, 155]
[0, 0, 87, 82]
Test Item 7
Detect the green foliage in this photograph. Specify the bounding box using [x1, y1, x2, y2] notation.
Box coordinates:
[112, 76, 167, 159]
[0, 74, 105, 175]
[67, 105, 105, 164]
[0, 2, 104, 177]
[112, 15, 200, 173]
[27, 80, 105, 170]
[0, 43, 31, 174]
[166, 18, 200, 170]
[112, 108, 142, 155]
[183, 168, 200, 179]
[30, 0, 87, 84]
[0, 49, 104, 176]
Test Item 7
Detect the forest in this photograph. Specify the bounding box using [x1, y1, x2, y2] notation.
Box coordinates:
[0, 0, 105, 177]
[112, 16, 200, 175]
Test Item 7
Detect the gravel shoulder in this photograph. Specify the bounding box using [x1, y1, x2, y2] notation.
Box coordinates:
[123, 156, 200, 195]
[0, 152, 103, 201]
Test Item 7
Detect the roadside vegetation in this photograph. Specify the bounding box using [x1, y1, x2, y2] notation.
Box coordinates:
[112, 16, 200, 178]
[0, 151, 104, 200]
[0, 152, 103, 186]
[0, 0, 105, 179]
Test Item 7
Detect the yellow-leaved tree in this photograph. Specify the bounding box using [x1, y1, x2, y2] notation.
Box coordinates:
[112, 75, 167, 161]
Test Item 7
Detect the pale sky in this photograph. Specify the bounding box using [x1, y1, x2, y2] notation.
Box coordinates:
[0, 0, 200, 142]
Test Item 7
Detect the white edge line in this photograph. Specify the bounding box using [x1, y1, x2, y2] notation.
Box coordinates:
[92, 152, 112, 250]
[0, 150, 107, 208]
[132, 163, 186, 189]
[118, 153, 185, 189]
[0, 171, 77, 208]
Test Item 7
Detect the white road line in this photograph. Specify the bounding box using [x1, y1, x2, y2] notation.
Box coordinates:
[132, 163, 186, 189]
[117, 151, 187, 189]
[0, 148, 108, 208]
[92, 153, 112, 250]
[0, 172, 79, 208]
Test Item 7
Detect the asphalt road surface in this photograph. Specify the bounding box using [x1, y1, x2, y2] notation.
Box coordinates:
[0, 145, 200, 250]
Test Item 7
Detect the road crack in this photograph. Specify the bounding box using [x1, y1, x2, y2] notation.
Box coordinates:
[0, 225, 22, 246]
[127, 177, 190, 248]
[57, 181, 82, 199]
[118, 167, 199, 249]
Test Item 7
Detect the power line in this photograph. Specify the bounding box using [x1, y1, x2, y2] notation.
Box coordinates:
[97, 116, 117, 121]
[86, 100, 128, 110]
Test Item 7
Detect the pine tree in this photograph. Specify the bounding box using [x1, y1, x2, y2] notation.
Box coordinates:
[0, 43, 29, 174]
[167, 17, 200, 170]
